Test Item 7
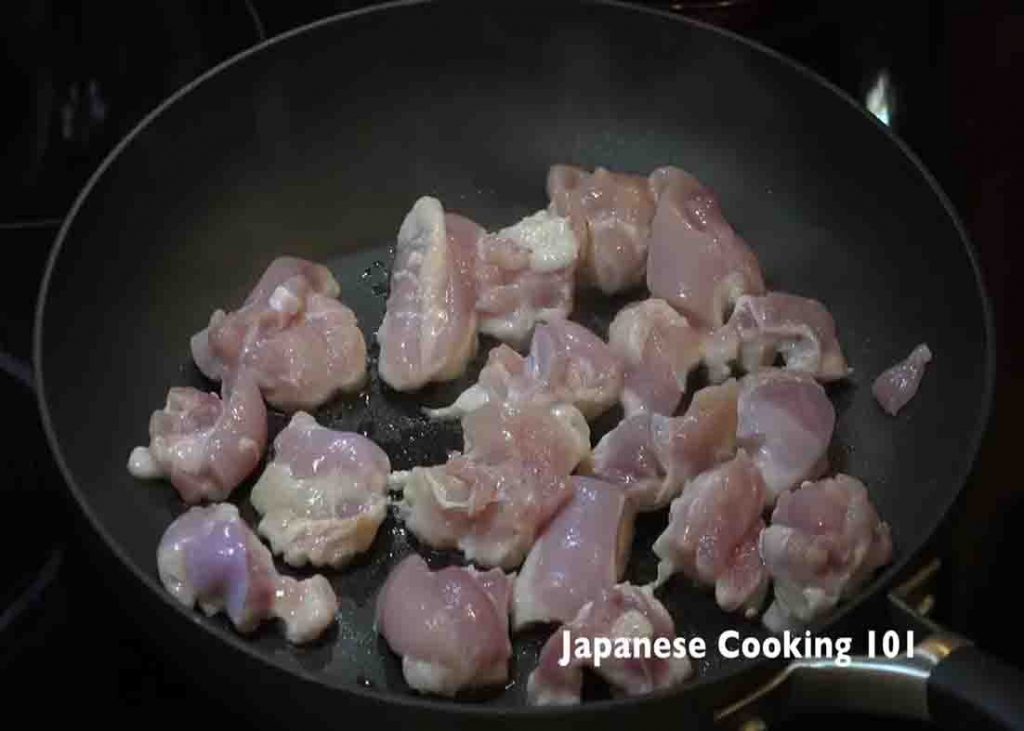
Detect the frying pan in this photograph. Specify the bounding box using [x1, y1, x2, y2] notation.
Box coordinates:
[33, 0, 1021, 727]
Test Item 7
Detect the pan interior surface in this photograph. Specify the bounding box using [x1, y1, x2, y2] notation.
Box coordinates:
[36, 0, 992, 710]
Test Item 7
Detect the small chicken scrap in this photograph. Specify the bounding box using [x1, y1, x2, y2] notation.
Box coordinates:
[128, 370, 267, 503]
[375, 554, 513, 697]
[527, 584, 693, 705]
[513, 476, 634, 629]
[158, 503, 338, 643]
[760, 474, 892, 632]
[427, 318, 623, 422]
[395, 399, 589, 569]
[191, 256, 367, 411]
[652, 451, 768, 618]
[591, 379, 739, 511]
[250, 411, 391, 568]
[872, 343, 932, 416]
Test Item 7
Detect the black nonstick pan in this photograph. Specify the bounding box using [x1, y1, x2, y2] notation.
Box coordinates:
[34, 0, 1020, 728]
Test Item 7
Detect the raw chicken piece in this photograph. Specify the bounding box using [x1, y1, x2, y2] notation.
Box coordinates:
[512, 477, 634, 629]
[646, 166, 765, 329]
[396, 399, 589, 568]
[760, 474, 893, 632]
[608, 298, 703, 416]
[250, 411, 391, 568]
[375, 555, 512, 696]
[547, 165, 656, 294]
[652, 451, 768, 617]
[191, 257, 367, 411]
[424, 343, 524, 420]
[243, 256, 342, 309]
[589, 413, 663, 507]
[191, 256, 341, 380]
[872, 343, 932, 416]
[527, 583, 693, 705]
[459, 398, 590, 473]
[591, 380, 739, 511]
[518, 319, 623, 419]
[232, 292, 366, 411]
[377, 197, 480, 391]
[737, 369, 835, 504]
[704, 292, 849, 383]
[128, 371, 267, 504]
[427, 318, 623, 421]
[475, 209, 579, 346]
[158, 503, 337, 643]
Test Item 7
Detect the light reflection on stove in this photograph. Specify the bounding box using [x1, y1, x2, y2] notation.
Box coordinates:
[866, 69, 894, 127]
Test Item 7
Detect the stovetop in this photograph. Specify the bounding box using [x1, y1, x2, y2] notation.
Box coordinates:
[3, 1, 1020, 726]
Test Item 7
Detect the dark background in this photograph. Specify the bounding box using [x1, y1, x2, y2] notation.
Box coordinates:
[2, 0, 1021, 726]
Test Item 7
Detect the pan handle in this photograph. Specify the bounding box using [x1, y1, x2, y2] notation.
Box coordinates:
[926, 639, 1024, 730]
[715, 633, 1024, 729]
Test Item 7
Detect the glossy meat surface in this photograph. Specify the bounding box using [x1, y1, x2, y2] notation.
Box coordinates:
[428, 318, 623, 421]
[512, 476, 633, 629]
[652, 451, 768, 617]
[872, 343, 932, 415]
[375, 555, 512, 696]
[547, 165, 656, 294]
[192, 256, 366, 411]
[591, 380, 739, 511]
[609, 298, 703, 416]
[397, 400, 589, 568]
[761, 474, 892, 632]
[128, 371, 267, 503]
[646, 166, 764, 329]
[737, 369, 835, 503]
[250, 411, 391, 568]
[475, 209, 579, 346]
[704, 292, 849, 383]
[157, 503, 337, 643]
[377, 197, 479, 391]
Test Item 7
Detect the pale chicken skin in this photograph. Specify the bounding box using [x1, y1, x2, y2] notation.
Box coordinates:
[737, 369, 835, 504]
[760, 474, 892, 632]
[527, 583, 693, 705]
[192, 256, 367, 412]
[375, 555, 513, 697]
[652, 451, 768, 618]
[427, 318, 623, 422]
[872, 343, 932, 415]
[547, 165, 656, 294]
[128, 370, 267, 504]
[475, 209, 579, 346]
[250, 412, 391, 568]
[158, 503, 338, 643]
[646, 166, 765, 329]
[377, 197, 480, 391]
[395, 399, 590, 569]
[704, 292, 849, 384]
[608, 298, 703, 416]
[512, 476, 634, 629]
[591, 379, 739, 511]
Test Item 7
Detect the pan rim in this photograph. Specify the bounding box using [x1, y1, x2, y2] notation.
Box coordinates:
[33, 0, 996, 716]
